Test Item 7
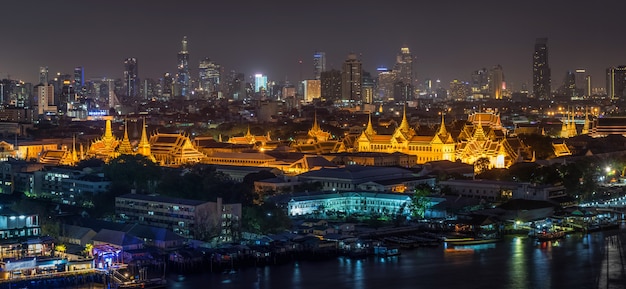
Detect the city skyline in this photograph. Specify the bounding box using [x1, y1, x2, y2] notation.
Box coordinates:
[1, 1, 625, 91]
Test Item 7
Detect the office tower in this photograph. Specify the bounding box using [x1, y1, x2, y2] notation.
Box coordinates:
[574, 69, 587, 97]
[362, 71, 374, 104]
[302, 79, 321, 102]
[341, 53, 362, 102]
[74, 66, 84, 88]
[489, 65, 504, 99]
[563, 71, 576, 97]
[226, 71, 246, 100]
[254, 74, 268, 93]
[36, 84, 54, 115]
[321, 69, 342, 101]
[606, 66, 626, 99]
[377, 67, 395, 101]
[162, 72, 174, 98]
[39, 66, 49, 85]
[123, 58, 139, 98]
[394, 45, 413, 87]
[449, 80, 471, 100]
[585, 75, 592, 97]
[177, 36, 191, 97]
[313, 51, 326, 80]
[471, 68, 489, 95]
[198, 58, 220, 94]
[532, 38, 551, 99]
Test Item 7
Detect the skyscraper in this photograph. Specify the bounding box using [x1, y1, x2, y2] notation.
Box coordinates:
[574, 69, 588, 97]
[394, 45, 413, 87]
[254, 74, 268, 93]
[471, 68, 489, 96]
[606, 66, 626, 99]
[177, 36, 191, 97]
[39, 66, 48, 85]
[532, 38, 551, 99]
[198, 57, 220, 95]
[489, 65, 504, 99]
[321, 69, 342, 101]
[123, 58, 139, 98]
[341, 53, 362, 103]
[377, 67, 396, 101]
[74, 66, 84, 93]
[313, 51, 326, 80]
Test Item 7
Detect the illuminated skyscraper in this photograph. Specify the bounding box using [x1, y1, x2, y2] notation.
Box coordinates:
[39, 66, 49, 85]
[532, 38, 551, 99]
[162, 72, 174, 98]
[489, 65, 504, 99]
[198, 57, 220, 94]
[123, 58, 139, 97]
[321, 69, 342, 101]
[255, 74, 268, 92]
[574, 69, 587, 97]
[471, 68, 489, 96]
[341, 53, 362, 103]
[177, 36, 191, 97]
[606, 66, 626, 99]
[313, 51, 326, 80]
[377, 67, 395, 101]
[394, 45, 413, 87]
[74, 66, 84, 93]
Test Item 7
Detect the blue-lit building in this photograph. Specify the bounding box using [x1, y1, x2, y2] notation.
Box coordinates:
[177, 36, 191, 98]
[313, 51, 326, 80]
[255, 74, 268, 93]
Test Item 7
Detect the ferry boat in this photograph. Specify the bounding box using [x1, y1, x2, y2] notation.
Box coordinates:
[535, 231, 566, 242]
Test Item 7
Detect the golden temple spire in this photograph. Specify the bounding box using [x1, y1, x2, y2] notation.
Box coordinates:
[118, 119, 133, 154]
[71, 134, 78, 163]
[245, 125, 252, 137]
[137, 117, 152, 159]
[398, 103, 411, 133]
[474, 116, 485, 141]
[437, 113, 448, 136]
[364, 113, 377, 136]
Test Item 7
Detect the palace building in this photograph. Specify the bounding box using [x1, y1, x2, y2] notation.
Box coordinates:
[291, 112, 345, 154]
[353, 109, 527, 168]
[455, 112, 521, 169]
[355, 107, 455, 165]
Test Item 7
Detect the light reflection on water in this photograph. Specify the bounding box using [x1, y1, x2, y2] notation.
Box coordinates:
[76, 232, 610, 289]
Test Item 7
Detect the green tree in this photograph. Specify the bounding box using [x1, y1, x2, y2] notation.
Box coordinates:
[103, 154, 161, 194]
[409, 184, 432, 219]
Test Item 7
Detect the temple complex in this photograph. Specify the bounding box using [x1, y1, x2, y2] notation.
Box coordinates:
[355, 107, 455, 164]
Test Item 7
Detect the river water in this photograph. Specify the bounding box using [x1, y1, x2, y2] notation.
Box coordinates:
[166, 232, 612, 289]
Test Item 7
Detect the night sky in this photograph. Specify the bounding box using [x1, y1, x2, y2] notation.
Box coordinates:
[2, 0, 625, 91]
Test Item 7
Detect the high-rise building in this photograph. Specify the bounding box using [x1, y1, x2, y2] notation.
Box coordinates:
[302, 79, 321, 102]
[254, 74, 268, 93]
[449, 80, 471, 100]
[74, 66, 84, 94]
[362, 71, 374, 104]
[177, 36, 191, 97]
[532, 38, 551, 99]
[161, 72, 174, 98]
[585, 75, 592, 97]
[123, 58, 139, 98]
[489, 65, 504, 99]
[563, 71, 576, 97]
[39, 66, 48, 85]
[341, 53, 362, 103]
[313, 51, 326, 80]
[471, 68, 489, 95]
[394, 45, 413, 87]
[36, 84, 54, 115]
[377, 67, 396, 101]
[321, 69, 342, 101]
[606, 66, 626, 99]
[574, 69, 588, 97]
[198, 57, 220, 94]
